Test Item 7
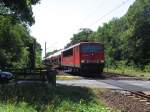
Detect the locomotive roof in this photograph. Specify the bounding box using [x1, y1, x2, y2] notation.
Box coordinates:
[62, 42, 102, 52]
[45, 50, 62, 59]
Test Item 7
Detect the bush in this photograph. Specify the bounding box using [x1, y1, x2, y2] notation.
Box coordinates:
[144, 64, 150, 72]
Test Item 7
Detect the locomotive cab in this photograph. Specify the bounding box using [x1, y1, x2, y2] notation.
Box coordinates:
[80, 43, 104, 73]
[61, 42, 104, 74]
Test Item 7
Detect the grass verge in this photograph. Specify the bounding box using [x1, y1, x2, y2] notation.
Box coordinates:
[104, 67, 150, 77]
[0, 83, 116, 112]
[56, 75, 81, 80]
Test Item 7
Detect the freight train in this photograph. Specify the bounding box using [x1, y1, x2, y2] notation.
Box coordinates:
[44, 42, 104, 73]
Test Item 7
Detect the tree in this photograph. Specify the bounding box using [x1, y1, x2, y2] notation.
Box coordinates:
[125, 0, 150, 66]
[65, 28, 93, 48]
[0, 15, 41, 69]
[0, 0, 40, 26]
[70, 0, 150, 68]
[0, 0, 42, 69]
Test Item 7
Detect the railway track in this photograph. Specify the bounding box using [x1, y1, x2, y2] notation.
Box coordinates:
[122, 91, 150, 105]
[131, 91, 150, 100]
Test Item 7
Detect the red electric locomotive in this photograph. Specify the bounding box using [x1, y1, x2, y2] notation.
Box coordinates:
[44, 42, 104, 73]
[61, 42, 104, 73]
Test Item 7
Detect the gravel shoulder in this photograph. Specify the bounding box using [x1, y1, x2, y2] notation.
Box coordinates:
[94, 89, 150, 112]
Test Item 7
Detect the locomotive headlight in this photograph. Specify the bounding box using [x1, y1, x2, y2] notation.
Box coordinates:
[81, 60, 85, 63]
[100, 60, 104, 63]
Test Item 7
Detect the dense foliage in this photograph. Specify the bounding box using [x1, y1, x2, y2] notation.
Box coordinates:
[66, 0, 150, 69]
[0, 0, 40, 26]
[0, 0, 41, 69]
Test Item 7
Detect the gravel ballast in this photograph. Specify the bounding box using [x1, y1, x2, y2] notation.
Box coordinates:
[96, 90, 150, 112]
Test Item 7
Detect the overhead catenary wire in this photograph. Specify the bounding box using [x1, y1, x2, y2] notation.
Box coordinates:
[88, 0, 130, 27]
[45, 0, 132, 55]
[45, 41, 60, 51]
[77, 0, 106, 28]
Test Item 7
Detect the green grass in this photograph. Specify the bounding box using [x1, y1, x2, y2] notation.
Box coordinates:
[104, 66, 150, 77]
[56, 75, 81, 80]
[0, 83, 113, 112]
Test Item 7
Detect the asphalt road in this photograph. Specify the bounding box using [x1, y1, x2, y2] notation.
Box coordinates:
[57, 79, 150, 92]
[12, 78, 150, 94]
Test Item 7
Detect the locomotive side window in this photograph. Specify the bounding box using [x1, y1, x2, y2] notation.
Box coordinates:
[63, 48, 73, 57]
[81, 44, 103, 53]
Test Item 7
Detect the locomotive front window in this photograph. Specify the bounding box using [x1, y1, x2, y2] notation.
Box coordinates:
[81, 44, 102, 53]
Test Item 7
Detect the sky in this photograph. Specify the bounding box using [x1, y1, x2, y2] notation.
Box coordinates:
[30, 0, 136, 57]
